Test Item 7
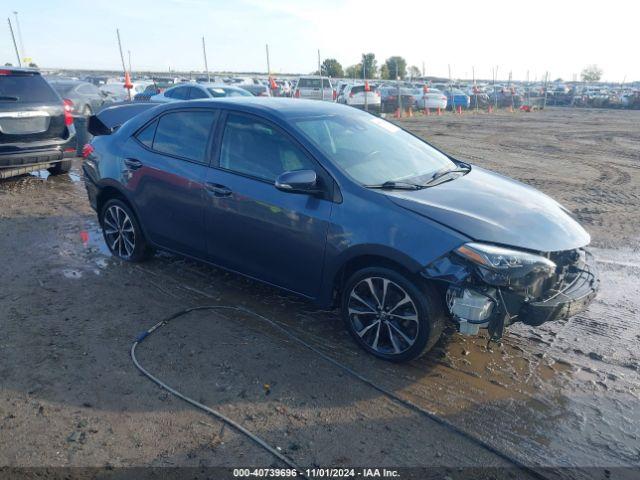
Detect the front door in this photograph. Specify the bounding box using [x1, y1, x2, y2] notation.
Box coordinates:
[203, 112, 333, 298]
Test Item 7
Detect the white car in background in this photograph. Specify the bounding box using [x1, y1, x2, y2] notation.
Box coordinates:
[341, 84, 381, 114]
[149, 83, 252, 103]
[293, 76, 335, 101]
[413, 87, 448, 110]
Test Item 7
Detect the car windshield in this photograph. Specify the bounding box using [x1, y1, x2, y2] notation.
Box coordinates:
[294, 111, 455, 185]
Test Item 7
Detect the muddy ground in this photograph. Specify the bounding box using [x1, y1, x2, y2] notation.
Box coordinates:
[0, 107, 638, 480]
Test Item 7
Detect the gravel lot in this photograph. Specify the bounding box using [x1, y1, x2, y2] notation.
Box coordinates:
[1, 107, 638, 480]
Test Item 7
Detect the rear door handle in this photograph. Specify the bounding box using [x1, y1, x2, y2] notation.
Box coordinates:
[205, 182, 232, 197]
[124, 158, 143, 170]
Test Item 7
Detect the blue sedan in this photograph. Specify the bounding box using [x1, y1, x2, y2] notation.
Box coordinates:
[82, 98, 598, 361]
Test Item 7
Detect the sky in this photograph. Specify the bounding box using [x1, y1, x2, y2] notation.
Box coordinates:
[2, 0, 638, 82]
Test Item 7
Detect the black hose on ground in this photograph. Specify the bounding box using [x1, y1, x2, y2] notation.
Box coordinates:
[131, 305, 548, 480]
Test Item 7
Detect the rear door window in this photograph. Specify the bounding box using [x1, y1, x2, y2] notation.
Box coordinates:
[165, 86, 190, 100]
[152, 110, 218, 163]
[189, 87, 208, 99]
[219, 113, 315, 182]
[0, 73, 60, 103]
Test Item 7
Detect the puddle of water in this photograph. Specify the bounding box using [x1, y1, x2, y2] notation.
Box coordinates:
[62, 269, 82, 279]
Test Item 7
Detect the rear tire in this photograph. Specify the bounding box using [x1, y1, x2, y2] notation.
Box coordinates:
[100, 198, 151, 262]
[48, 160, 72, 175]
[341, 267, 445, 362]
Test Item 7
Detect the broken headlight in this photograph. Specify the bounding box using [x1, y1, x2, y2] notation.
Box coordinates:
[455, 242, 556, 288]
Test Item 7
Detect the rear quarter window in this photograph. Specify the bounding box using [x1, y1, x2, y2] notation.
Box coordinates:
[0, 74, 60, 103]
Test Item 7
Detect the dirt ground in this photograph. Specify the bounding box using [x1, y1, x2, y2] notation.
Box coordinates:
[0, 107, 638, 480]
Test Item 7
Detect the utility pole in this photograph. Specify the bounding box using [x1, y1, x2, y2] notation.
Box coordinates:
[12, 11, 25, 62]
[202, 36, 210, 82]
[116, 29, 130, 100]
[318, 49, 324, 100]
[265, 44, 271, 75]
[422, 61, 425, 78]
[7, 18, 21, 67]
[363, 53, 368, 112]
[128, 50, 132, 74]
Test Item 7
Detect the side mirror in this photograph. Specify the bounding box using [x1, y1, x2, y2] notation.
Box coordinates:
[275, 169, 321, 195]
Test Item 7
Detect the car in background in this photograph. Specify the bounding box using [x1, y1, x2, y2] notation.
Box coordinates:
[488, 88, 523, 108]
[239, 84, 272, 97]
[379, 86, 415, 113]
[0, 67, 76, 179]
[100, 81, 153, 102]
[48, 79, 110, 116]
[412, 87, 448, 110]
[293, 76, 335, 101]
[83, 97, 598, 362]
[150, 83, 252, 103]
[341, 84, 381, 114]
[442, 88, 470, 110]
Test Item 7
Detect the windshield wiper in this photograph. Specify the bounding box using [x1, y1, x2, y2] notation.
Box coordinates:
[0, 96, 19, 101]
[424, 165, 471, 186]
[364, 180, 424, 190]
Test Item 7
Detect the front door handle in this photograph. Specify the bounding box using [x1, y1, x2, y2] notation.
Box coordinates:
[124, 158, 143, 170]
[205, 182, 232, 197]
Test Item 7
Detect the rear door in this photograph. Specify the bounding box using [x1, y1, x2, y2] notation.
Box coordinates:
[125, 108, 219, 257]
[0, 70, 68, 149]
[203, 111, 332, 298]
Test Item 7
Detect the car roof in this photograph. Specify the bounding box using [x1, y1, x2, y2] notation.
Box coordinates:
[159, 97, 355, 120]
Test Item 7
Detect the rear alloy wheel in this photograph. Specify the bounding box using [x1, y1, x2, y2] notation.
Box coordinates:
[342, 267, 444, 362]
[100, 199, 150, 262]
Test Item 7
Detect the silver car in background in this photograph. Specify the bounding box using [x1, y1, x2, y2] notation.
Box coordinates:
[293, 76, 335, 101]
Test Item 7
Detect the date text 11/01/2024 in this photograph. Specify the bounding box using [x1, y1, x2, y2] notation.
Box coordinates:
[233, 468, 400, 477]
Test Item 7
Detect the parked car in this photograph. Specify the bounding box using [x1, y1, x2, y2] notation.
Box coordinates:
[100, 81, 153, 102]
[412, 87, 448, 110]
[341, 84, 381, 114]
[82, 98, 598, 361]
[488, 89, 523, 108]
[443, 88, 471, 110]
[0, 67, 76, 179]
[293, 76, 335, 101]
[239, 84, 272, 97]
[49, 79, 110, 116]
[379, 86, 415, 113]
[150, 83, 252, 103]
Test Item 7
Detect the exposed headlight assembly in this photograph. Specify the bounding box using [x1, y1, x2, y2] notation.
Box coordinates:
[455, 242, 556, 287]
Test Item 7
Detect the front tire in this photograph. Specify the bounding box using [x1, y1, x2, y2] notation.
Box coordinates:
[100, 198, 151, 262]
[341, 267, 445, 362]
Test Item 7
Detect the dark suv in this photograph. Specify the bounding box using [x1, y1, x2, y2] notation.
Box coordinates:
[0, 68, 76, 179]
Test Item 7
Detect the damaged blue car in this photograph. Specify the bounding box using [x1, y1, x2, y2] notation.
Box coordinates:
[82, 98, 598, 362]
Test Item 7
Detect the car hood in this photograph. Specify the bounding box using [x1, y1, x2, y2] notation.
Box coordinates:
[385, 167, 590, 252]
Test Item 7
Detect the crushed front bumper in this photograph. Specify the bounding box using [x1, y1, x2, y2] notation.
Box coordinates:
[519, 256, 599, 326]
[424, 247, 599, 338]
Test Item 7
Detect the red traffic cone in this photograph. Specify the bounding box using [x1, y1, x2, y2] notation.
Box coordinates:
[124, 71, 133, 90]
[457, 105, 462, 115]
[394, 107, 401, 119]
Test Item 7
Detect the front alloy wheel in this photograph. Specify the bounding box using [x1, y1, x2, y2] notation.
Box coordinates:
[342, 267, 444, 362]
